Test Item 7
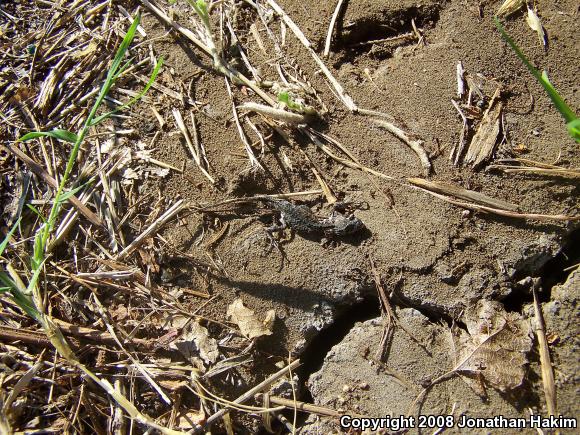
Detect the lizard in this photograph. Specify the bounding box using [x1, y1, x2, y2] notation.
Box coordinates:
[194, 195, 365, 238]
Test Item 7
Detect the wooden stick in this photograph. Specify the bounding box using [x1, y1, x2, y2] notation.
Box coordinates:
[323, 0, 346, 57]
[117, 200, 184, 260]
[408, 178, 518, 211]
[266, 0, 357, 111]
[266, 395, 341, 417]
[140, 0, 275, 105]
[2, 142, 104, 227]
[193, 359, 301, 433]
[410, 182, 580, 222]
[374, 119, 432, 173]
[532, 286, 557, 417]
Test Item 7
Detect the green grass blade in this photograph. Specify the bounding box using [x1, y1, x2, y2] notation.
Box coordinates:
[57, 181, 90, 204]
[26, 204, 47, 223]
[32, 232, 45, 270]
[26, 258, 45, 295]
[40, 14, 145, 247]
[494, 17, 578, 129]
[0, 274, 14, 289]
[567, 119, 580, 142]
[0, 272, 41, 322]
[105, 17, 140, 85]
[112, 57, 135, 82]
[88, 14, 141, 121]
[19, 129, 78, 143]
[0, 218, 21, 256]
[191, 0, 211, 28]
[90, 57, 164, 126]
[494, 17, 542, 81]
[278, 92, 302, 111]
[538, 71, 577, 124]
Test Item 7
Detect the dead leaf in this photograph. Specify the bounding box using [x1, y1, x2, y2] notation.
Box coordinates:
[227, 298, 275, 339]
[137, 248, 160, 274]
[454, 300, 533, 393]
[72, 41, 97, 59]
[496, 0, 525, 17]
[263, 309, 276, 331]
[135, 149, 153, 161]
[175, 406, 206, 429]
[174, 321, 219, 366]
[512, 143, 529, 154]
[157, 379, 188, 391]
[526, 6, 547, 48]
[121, 167, 138, 180]
[148, 167, 170, 178]
[99, 138, 114, 154]
[110, 305, 129, 321]
[464, 87, 503, 168]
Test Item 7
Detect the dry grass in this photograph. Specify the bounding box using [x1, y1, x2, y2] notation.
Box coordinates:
[0, 1, 304, 432]
[0, 0, 577, 433]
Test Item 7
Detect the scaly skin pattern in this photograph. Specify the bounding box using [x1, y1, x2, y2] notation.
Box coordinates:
[253, 196, 365, 237]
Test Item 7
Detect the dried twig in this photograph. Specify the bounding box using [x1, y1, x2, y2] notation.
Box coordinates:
[408, 178, 518, 211]
[464, 86, 502, 168]
[410, 180, 580, 222]
[487, 160, 580, 179]
[172, 108, 215, 183]
[266, 0, 356, 111]
[193, 359, 301, 433]
[305, 128, 394, 181]
[117, 199, 185, 260]
[2, 142, 104, 227]
[323, 0, 346, 57]
[265, 395, 342, 417]
[369, 256, 426, 361]
[140, 0, 275, 105]
[225, 79, 264, 171]
[532, 285, 557, 417]
[450, 98, 468, 166]
[238, 102, 307, 125]
[298, 148, 337, 204]
[350, 32, 415, 48]
[370, 256, 396, 361]
[407, 326, 506, 416]
[373, 119, 432, 173]
[456, 61, 466, 98]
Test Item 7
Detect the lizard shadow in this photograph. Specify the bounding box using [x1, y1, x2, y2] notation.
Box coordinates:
[295, 225, 372, 247]
[222, 276, 338, 311]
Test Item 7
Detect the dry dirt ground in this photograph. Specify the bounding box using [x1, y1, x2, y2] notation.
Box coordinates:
[0, 0, 578, 433]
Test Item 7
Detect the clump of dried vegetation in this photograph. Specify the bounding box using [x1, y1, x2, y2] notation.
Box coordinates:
[0, 0, 577, 432]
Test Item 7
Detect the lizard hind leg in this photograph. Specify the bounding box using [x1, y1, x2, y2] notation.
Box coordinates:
[264, 214, 293, 254]
[263, 218, 288, 270]
[262, 213, 283, 254]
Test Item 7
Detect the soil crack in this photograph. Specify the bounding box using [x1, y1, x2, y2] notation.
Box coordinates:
[297, 294, 380, 401]
[335, 2, 442, 61]
[503, 227, 580, 311]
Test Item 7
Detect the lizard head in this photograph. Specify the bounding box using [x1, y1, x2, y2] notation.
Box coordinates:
[325, 213, 365, 236]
